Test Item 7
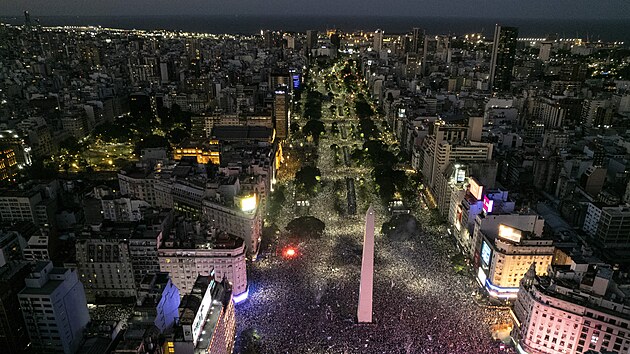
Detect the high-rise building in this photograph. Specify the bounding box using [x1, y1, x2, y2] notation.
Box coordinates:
[202, 192, 262, 257]
[170, 274, 236, 354]
[448, 180, 515, 253]
[330, 30, 341, 50]
[75, 225, 137, 302]
[0, 262, 32, 353]
[538, 41, 553, 61]
[512, 261, 630, 354]
[586, 205, 630, 250]
[471, 213, 552, 299]
[489, 25, 518, 92]
[411, 27, 423, 54]
[373, 29, 383, 52]
[273, 88, 289, 140]
[18, 261, 90, 354]
[305, 30, 318, 55]
[157, 220, 247, 300]
[135, 272, 181, 334]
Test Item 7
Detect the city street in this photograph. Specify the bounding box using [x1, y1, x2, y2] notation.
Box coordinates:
[234, 59, 512, 353]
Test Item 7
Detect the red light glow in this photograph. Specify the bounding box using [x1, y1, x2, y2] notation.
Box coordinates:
[282, 247, 298, 258]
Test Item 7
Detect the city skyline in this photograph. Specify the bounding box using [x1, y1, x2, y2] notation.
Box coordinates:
[1, 6, 630, 354]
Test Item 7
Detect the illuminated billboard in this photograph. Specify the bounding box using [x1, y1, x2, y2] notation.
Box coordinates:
[456, 168, 466, 182]
[483, 195, 494, 214]
[239, 195, 257, 213]
[292, 74, 300, 89]
[498, 224, 522, 243]
[469, 178, 483, 200]
[477, 267, 487, 284]
[481, 240, 492, 269]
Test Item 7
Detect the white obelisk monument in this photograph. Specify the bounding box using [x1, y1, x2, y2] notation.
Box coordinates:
[357, 205, 375, 323]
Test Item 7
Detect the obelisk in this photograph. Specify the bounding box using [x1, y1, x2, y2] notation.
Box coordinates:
[357, 205, 375, 323]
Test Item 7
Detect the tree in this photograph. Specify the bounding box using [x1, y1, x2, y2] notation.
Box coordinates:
[358, 119, 378, 140]
[294, 166, 321, 196]
[168, 127, 190, 145]
[28, 159, 58, 180]
[266, 185, 287, 221]
[286, 216, 325, 239]
[290, 122, 301, 134]
[59, 137, 86, 155]
[355, 98, 374, 119]
[239, 328, 264, 354]
[302, 120, 326, 142]
[134, 134, 170, 155]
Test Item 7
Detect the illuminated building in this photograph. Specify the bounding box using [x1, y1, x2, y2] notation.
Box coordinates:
[512, 261, 630, 354]
[420, 117, 486, 194]
[135, 272, 181, 333]
[0, 186, 56, 227]
[19, 261, 90, 354]
[0, 130, 32, 166]
[202, 189, 262, 257]
[448, 178, 515, 253]
[373, 29, 383, 52]
[0, 149, 17, 180]
[471, 213, 553, 299]
[171, 273, 236, 354]
[173, 141, 220, 165]
[158, 219, 247, 298]
[274, 89, 289, 140]
[435, 160, 497, 215]
[75, 224, 137, 302]
[489, 25, 518, 92]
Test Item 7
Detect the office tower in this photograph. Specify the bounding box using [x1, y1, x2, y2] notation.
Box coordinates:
[412, 27, 423, 53]
[489, 25, 518, 92]
[19, 261, 90, 354]
[0, 262, 32, 353]
[24, 11, 31, 27]
[171, 274, 236, 354]
[373, 29, 383, 52]
[357, 206, 375, 323]
[584, 205, 630, 249]
[330, 30, 341, 50]
[274, 88, 289, 139]
[305, 30, 318, 55]
[538, 41, 553, 61]
[75, 225, 137, 302]
[470, 213, 552, 299]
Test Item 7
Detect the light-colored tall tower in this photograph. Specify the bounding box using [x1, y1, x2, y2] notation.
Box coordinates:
[19, 261, 90, 354]
[373, 30, 383, 52]
[357, 205, 375, 323]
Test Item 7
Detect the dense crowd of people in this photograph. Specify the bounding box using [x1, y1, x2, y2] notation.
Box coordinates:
[234, 65, 514, 353]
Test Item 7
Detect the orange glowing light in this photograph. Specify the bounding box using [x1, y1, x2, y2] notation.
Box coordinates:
[283, 247, 297, 258]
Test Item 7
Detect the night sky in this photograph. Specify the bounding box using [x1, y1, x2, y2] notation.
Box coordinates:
[1, 0, 629, 19]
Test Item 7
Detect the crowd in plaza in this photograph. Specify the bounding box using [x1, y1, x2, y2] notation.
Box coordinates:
[235, 214, 514, 353]
[234, 63, 513, 353]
